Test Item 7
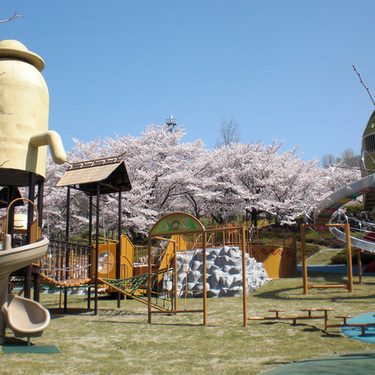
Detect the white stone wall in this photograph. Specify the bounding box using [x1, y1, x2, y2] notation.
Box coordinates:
[162, 246, 269, 298]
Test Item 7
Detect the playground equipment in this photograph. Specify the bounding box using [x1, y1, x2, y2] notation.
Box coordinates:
[145, 212, 270, 326]
[0, 38, 292, 334]
[56, 154, 132, 314]
[0, 235, 50, 344]
[248, 307, 375, 336]
[301, 222, 354, 293]
[94, 233, 180, 312]
[302, 171, 375, 293]
[0, 39, 67, 344]
[299, 110, 375, 294]
[2, 294, 50, 346]
[147, 212, 211, 325]
[325, 314, 375, 335]
[302, 109, 375, 266]
[361, 109, 375, 211]
[248, 307, 334, 328]
[53, 151, 295, 315]
[248, 227, 296, 278]
[33, 231, 182, 313]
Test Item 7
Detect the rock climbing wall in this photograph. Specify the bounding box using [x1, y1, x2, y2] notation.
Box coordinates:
[162, 246, 269, 298]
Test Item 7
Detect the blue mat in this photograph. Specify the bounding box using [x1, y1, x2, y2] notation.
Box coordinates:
[341, 312, 375, 344]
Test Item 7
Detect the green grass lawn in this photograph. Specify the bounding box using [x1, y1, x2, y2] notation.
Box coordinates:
[306, 248, 342, 265]
[2, 273, 375, 375]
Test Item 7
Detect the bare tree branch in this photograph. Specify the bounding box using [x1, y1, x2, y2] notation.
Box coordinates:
[216, 117, 240, 147]
[0, 12, 24, 23]
[353, 65, 375, 107]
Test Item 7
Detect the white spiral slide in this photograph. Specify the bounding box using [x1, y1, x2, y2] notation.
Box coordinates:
[313, 173, 375, 252]
[0, 235, 50, 344]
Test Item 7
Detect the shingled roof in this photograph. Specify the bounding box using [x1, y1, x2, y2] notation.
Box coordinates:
[57, 156, 132, 195]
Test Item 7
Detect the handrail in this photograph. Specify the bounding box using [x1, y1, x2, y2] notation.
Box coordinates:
[6, 197, 39, 236]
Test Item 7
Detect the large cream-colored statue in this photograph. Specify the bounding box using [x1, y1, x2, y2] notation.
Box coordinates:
[0, 40, 66, 344]
[0, 39, 66, 186]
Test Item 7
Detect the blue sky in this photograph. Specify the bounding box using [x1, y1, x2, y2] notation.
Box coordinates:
[2, 1, 375, 162]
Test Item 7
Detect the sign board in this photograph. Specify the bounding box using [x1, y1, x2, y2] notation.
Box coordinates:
[149, 212, 204, 237]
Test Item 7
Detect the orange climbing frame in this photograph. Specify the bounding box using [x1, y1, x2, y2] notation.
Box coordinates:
[301, 223, 354, 294]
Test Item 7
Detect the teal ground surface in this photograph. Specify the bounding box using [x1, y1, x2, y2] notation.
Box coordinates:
[341, 312, 375, 344]
[2, 344, 60, 354]
[262, 350, 375, 374]
[264, 312, 375, 374]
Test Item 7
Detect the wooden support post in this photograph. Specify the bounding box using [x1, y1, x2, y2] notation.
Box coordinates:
[94, 183, 100, 315]
[64, 289, 68, 314]
[34, 268, 40, 302]
[25, 172, 36, 300]
[65, 187, 70, 242]
[203, 231, 207, 326]
[357, 250, 363, 285]
[87, 194, 92, 311]
[174, 242, 178, 313]
[64, 186, 70, 312]
[345, 223, 354, 293]
[301, 224, 308, 294]
[116, 189, 122, 309]
[59, 289, 63, 309]
[147, 236, 152, 324]
[242, 226, 247, 327]
[37, 180, 44, 227]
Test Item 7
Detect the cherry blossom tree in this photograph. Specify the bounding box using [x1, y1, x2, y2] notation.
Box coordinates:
[104, 125, 206, 236]
[42, 124, 363, 239]
[263, 147, 321, 224]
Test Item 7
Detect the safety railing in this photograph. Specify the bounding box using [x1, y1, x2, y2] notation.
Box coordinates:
[39, 239, 92, 283]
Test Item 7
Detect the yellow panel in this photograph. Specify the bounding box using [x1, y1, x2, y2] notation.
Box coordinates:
[121, 235, 134, 279]
[251, 245, 296, 278]
[97, 242, 117, 279]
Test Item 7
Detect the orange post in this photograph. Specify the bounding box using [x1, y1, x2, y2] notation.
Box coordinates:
[147, 236, 152, 323]
[302, 223, 354, 293]
[203, 230, 207, 326]
[345, 223, 354, 292]
[242, 226, 247, 327]
[173, 241, 178, 313]
[301, 224, 308, 294]
[357, 250, 363, 284]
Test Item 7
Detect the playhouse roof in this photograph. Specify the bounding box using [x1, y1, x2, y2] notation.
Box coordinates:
[57, 156, 132, 195]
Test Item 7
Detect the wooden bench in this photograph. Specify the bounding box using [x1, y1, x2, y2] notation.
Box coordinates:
[248, 309, 286, 321]
[301, 308, 334, 327]
[248, 308, 334, 326]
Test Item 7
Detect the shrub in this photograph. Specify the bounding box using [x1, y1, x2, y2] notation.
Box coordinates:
[344, 203, 364, 215]
[330, 248, 375, 265]
[330, 250, 348, 265]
